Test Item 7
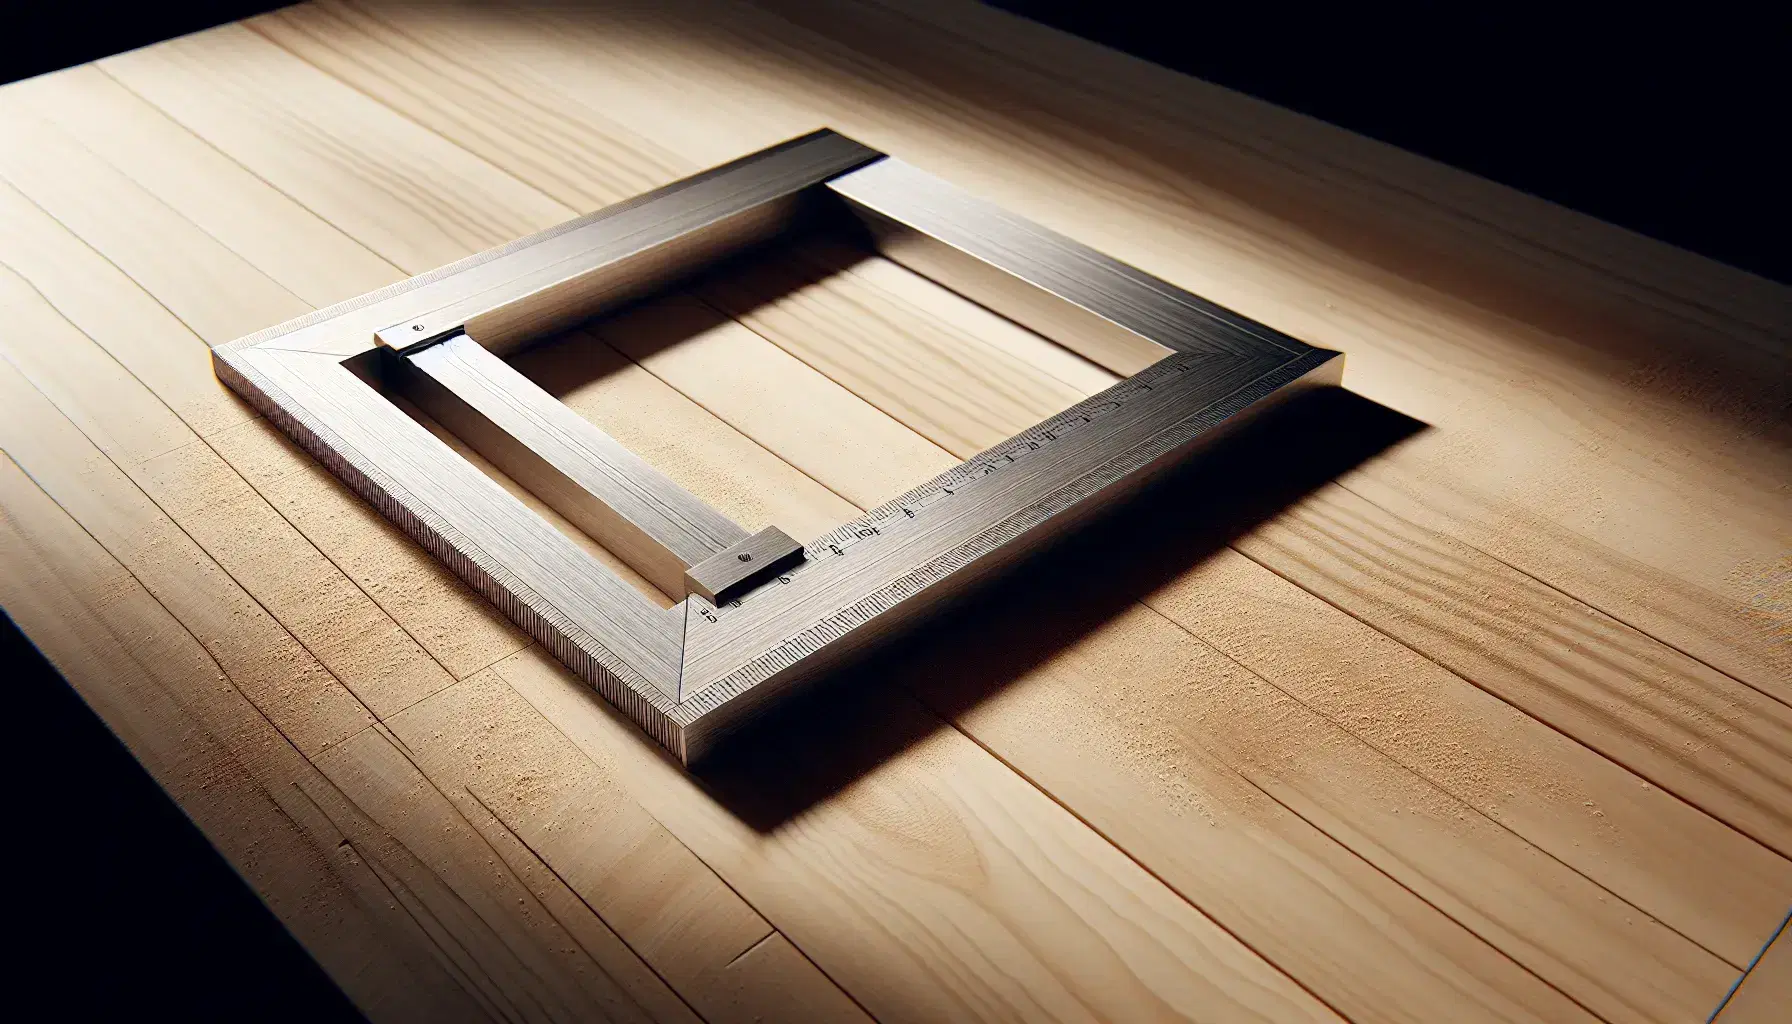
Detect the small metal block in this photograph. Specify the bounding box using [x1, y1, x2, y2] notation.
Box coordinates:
[684, 526, 806, 604]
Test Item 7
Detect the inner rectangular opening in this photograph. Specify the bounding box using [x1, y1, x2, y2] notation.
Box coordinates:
[504, 232, 1122, 540]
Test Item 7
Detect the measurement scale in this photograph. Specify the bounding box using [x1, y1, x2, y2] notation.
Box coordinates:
[216, 129, 1342, 763]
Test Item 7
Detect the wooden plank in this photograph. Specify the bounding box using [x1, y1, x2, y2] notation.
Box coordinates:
[10, 31, 1351, 1023]
[585, 296, 1744, 1021]
[0, 454, 484, 1023]
[21, 18, 1555, 1024]
[588, 295, 954, 511]
[857, 0, 1790, 353]
[136, 32, 1612, 1024]
[0, 254, 1349, 1021]
[102, 21, 568, 272]
[0, 155, 253, 440]
[0, 315, 374, 754]
[0, 98, 313, 342]
[0, 187, 456, 723]
[242, 0, 1787, 976]
[1714, 913, 1792, 1022]
[695, 238, 1097, 458]
[334, 0, 1792, 929]
[7, 10, 1770, 1024]
[736, 0, 1792, 698]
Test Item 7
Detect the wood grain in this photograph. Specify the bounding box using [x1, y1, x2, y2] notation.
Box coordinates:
[758, 0, 1792, 624]
[384, 669, 873, 1024]
[1144, 547, 1792, 967]
[0, 209, 456, 723]
[178, 18, 1627, 1018]
[304, 0, 1792, 954]
[105, 21, 567, 271]
[238, 0, 1792, 982]
[501, 645, 1349, 1024]
[0, 64, 401, 307]
[0, 453, 483, 1023]
[98, 8, 1763, 1018]
[588, 294, 956, 510]
[8, 21, 1352, 1022]
[1234, 485, 1792, 856]
[1, 2, 1786, 1022]
[696, 237, 1098, 457]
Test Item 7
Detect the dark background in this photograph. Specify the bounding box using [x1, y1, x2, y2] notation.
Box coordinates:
[4, 3, 1786, 284]
[2, 2, 1784, 1019]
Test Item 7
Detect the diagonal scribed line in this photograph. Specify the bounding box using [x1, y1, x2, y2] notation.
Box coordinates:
[723, 930, 778, 972]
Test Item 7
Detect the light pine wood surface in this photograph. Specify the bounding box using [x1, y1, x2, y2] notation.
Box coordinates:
[1, 2, 1786, 1022]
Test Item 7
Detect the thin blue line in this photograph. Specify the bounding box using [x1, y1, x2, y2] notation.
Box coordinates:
[1709, 904, 1791, 1022]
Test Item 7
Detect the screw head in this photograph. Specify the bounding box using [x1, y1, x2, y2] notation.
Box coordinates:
[737, 552, 752, 562]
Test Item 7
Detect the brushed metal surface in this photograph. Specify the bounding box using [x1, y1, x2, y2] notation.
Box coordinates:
[403, 333, 750, 598]
[215, 127, 1345, 764]
[374, 129, 882, 356]
[827, 157, 1306, 375]
[684, 526, 806, 605]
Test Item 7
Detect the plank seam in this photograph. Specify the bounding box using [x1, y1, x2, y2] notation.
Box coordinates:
[1141, 589, 1741, 975]
[494, 660, 884, 1024]
[1328, 476, 1791, 711]
[0, 353, 392, 755]
[90, 61, 411, 283]
[360, 721, 673, 1024]
[0, 191, 478, 723]
[455, 784, 714, 1024]
[918, 696, 1355, 1023]
[1227, 535, 1790, 868]
[0, 146, 511, 703]
[0, 456, 496, 1019]
[1709, 906, 1791, 1021]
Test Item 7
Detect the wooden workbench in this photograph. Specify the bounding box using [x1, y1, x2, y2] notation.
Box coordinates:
[1, 2, 1786, 1021]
